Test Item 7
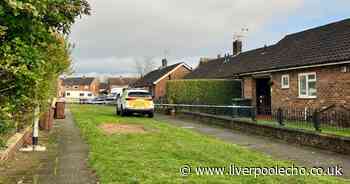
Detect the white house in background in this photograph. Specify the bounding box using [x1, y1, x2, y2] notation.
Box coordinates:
[65, 91, 94, 101]
[59, 77, 100, 103]
[107, 77, 138, 95]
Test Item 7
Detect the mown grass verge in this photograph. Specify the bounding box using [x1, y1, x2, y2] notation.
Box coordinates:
[71, 104, 348, 184]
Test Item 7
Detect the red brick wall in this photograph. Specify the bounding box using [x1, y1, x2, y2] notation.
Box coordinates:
[59, 78, 100, 96]
[271, 65, 350, 109]
[0, 127, 32, 162]
[242, 65, 350, 110]
[154, 65, 192, 99]
[243, 77, 256, 106]
[90, 79, 100, 95]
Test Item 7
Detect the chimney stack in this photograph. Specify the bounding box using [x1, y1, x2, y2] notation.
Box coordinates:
[199, 57, 210, 66]
[162, 58, 168, 68]
[233, 39, 242, 56]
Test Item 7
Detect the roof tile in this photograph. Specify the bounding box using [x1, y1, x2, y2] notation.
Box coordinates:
[133, 63, 184, 86]
[186, 18, 350, 79]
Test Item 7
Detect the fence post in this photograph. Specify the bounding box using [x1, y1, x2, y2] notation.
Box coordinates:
[277, 108, 284, 126]
[251, 107, 257, 122]
[232, 99, 236, 119]
[232, 106, 235, 118]
[32, 106, 40, 147]
[312, 110, 321, 132]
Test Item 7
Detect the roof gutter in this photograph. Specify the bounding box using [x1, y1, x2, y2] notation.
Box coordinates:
[235, 60, 350, 77]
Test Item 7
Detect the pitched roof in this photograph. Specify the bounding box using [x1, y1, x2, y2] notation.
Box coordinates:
[62, 77, 95, 86]
[99, 82, 108, 90]
[133, 62, 190, 87]
[186, 18, 350, 79]
[107, 77, 138, 86]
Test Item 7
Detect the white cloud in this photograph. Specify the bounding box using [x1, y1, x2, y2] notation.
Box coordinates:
[70, 0, 304, 75]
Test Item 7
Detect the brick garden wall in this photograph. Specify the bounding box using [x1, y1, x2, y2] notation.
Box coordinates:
[0, 127, 32, 162]
[174, 111, 350, 155]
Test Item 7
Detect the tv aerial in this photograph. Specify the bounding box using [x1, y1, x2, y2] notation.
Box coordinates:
[234, 28, 249, 41]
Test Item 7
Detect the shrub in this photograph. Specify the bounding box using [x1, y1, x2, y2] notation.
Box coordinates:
[0, 0, 90, 134]
[0, 0, 91, 132]
[166, 79, 242, 105]
[0, 119, 14, 149]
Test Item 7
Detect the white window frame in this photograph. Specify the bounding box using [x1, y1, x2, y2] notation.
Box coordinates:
[298, 72, 317, 99]
[281, 74, 290, 89]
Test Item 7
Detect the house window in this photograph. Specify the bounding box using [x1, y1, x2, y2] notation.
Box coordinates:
[74, 85, 79, 89]
[80, 93, 84, 97]
[66, 86, 70, 89]
[281, 74, 289, 89]
[66, 92, 70, 96]
[341, 65, 350, 73]
[88, 93, 92, 97]
[298, 73, 317, 98]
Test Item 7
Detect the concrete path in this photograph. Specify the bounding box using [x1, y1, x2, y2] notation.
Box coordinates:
[0, 109, 97, 184]
[156, 114, 350, 179]
[37, 109, 97, 184]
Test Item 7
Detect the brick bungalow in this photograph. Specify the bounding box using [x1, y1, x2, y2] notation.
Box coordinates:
[133, 59, 192, 100]
[186, 19, 350, 115]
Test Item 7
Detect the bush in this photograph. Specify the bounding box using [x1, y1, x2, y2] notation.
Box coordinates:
[0, 120, 11, 135]
[166, 79, 242, 105]
[0, 0, 91, 131]
[0, 119, 14, 149]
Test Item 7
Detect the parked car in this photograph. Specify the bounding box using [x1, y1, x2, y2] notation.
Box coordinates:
[88, 97, 107, 104]
[105, 96, 117, 105]
[116, 89, 154, 117]
[79, 98, 90, 104]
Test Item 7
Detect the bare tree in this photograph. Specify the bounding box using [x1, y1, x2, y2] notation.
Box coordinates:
[134, 56, 156, 78]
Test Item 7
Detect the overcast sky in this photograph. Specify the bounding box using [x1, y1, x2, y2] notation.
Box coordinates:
[69, 0, 350, 77]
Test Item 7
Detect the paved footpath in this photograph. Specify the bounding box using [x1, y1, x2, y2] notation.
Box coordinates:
[0, 109, 97, 184]
[38, 109, 98, 184]
[156, 114, 350, 179]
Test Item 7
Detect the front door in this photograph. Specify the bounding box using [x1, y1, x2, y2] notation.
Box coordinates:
[256, 78, 272, 115]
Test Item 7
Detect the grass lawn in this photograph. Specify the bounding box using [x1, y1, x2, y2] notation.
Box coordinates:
[71, 104, 348, 184]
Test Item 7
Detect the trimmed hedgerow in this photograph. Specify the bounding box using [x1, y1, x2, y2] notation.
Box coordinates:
[0, 0, 91, 133]
[166, 79, 241, 105]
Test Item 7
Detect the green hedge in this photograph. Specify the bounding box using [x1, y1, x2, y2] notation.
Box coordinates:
[166, 79, 242, 105]
[0, 1, 91, 135]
